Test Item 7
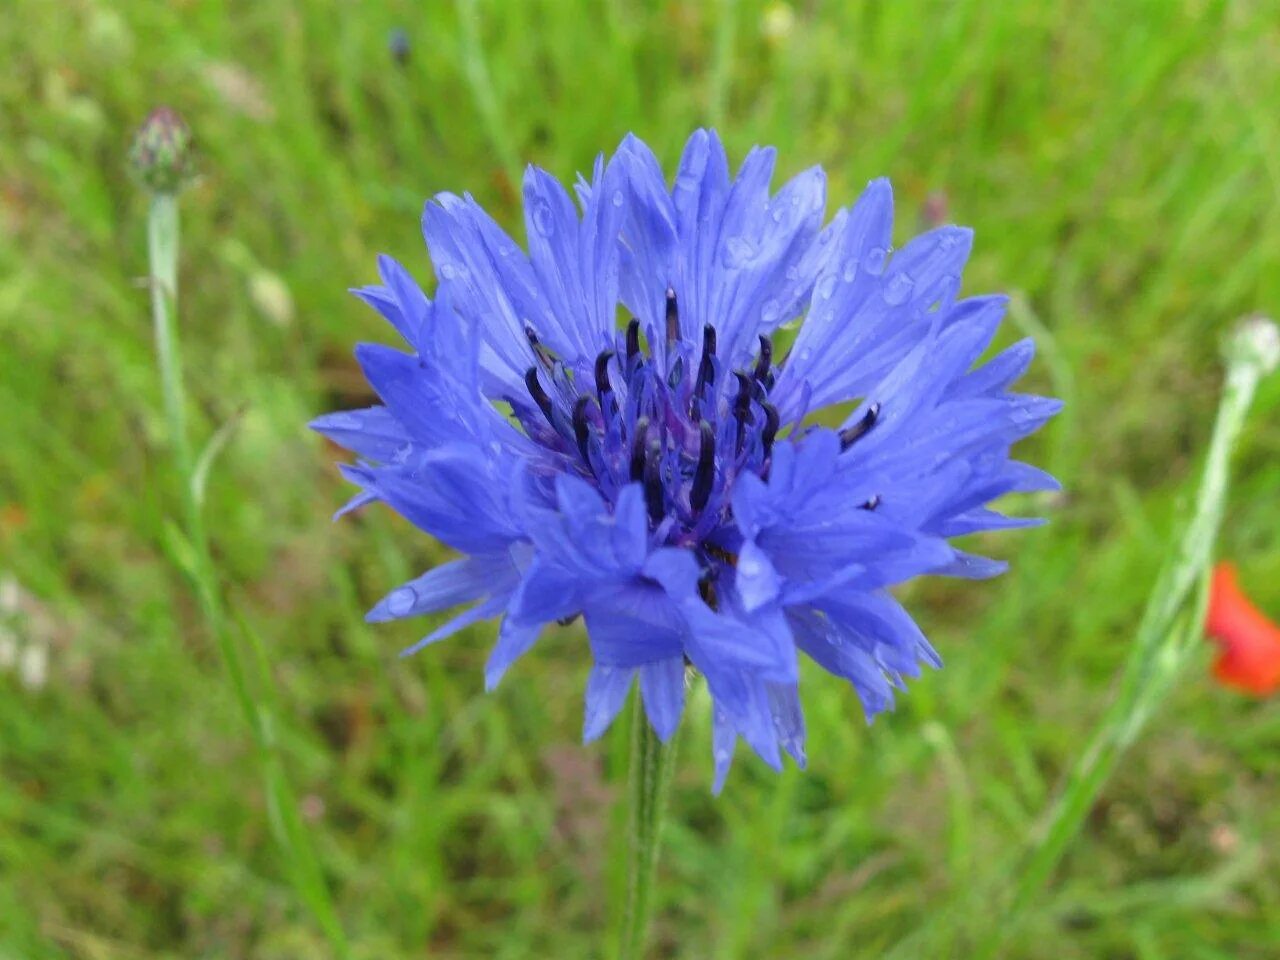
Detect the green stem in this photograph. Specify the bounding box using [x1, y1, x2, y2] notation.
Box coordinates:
[973, 320, 1277, 958]
[146, 194, 352, 958]
[618, 692, 680, 960]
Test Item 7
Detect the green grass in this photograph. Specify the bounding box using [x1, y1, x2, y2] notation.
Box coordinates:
[2, 0, 1279, 957]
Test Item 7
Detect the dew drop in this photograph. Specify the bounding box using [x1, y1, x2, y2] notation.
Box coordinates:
[612, 190, 624, 207]
[863, 246, 888, 276]
[784, 265, 801, 282]
[675, 172, 700, 196]
[533, 200, 556, 237]
[816, 274, 838, 301]
[387, 586, 417, 617]
[761, 298, 781, 324]
[842, 262, 857, 283]
[771, 207, 784, 224]
[438, 262, 457, 280]
[722, 236, 757, 269]
[883, 272, 914, 305]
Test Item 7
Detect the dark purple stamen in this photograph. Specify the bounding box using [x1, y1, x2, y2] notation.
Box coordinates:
[525, 326, 554, 368]
[695, 324, 718, 395]
[733, 371, 754, 453]
[572, 395, 595, 464]
[630, 416, 650, 482]
[626, 318, 642, 362]
[595, 350, 614, 398]
[839, 401, 881, 450]
[665, 287, 680, 343]
[643, 438, 665, 523]
[690, 420, 716, 513]
[761, 402, 780, 458]
[753, 335, 773, 382]
[524, 366, 555, 424]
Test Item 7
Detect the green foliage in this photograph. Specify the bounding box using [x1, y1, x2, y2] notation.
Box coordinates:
[1, 1, 1278, 957]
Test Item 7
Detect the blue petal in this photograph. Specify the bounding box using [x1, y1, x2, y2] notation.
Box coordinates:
[400, 593, 509, 657]
[421, 193, 538, 391]
[581, 581, 685, 667]
[378, 254, 431, 348]
[711, 705, 737, 794]
[788, 607, 897, 720]
[370, 447, 521, 554]
[934, 550, 1009, 580]
[779, 211, 977, 419]
[735, 539, 781, 613]
[524, 159, 624, 362]
[672, 129, 731, 337]
[484, 617, 544, 690]
[640, 657, 686, 741]
[814, 591, 942, 679]
[767, 683, 807, 767]
[583, 665, 636, 742]
[506, 557, 582, 625]
[953, 337, 1037, 399]
[310, 406, 411, 462]
[615, 134, 680, 348]
[709, 153, 826, 367]
[367, 555, 513, 623]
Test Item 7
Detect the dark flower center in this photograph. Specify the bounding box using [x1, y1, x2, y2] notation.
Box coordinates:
[508, 289, 882, 593]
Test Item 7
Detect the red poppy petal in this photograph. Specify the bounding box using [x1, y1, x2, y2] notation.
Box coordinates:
[1205, 562, 1280, 696]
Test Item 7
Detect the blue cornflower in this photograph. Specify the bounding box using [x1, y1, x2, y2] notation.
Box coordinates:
[313, 130, 1060, 791]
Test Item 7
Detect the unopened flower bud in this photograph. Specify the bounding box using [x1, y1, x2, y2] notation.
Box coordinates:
[1229, 314, 1279, 376]
[129, 106, 195, 195]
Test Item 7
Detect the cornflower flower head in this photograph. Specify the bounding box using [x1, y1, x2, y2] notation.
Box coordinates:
[313, 130, 1061, 791]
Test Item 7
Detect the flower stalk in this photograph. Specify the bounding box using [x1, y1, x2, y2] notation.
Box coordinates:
[137, 110, 351, 959]
[975, 315, 1279, 957]
[618, 692, 680, 960]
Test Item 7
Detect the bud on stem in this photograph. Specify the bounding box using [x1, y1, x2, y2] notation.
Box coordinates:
[129, 107, 195, 195]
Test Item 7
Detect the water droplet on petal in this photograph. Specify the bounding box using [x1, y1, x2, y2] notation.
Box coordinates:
[883, 272, 914, 305]
[785, 265, 801, 282]
[612, 190, 624, 207]
[863, 246, 888, 276]
[533, 200, 556, 237]
[722, 236, 757, 269]
[438, 262, 457, 280]
[761, 298, 781, 324]
[387, 586, 417, 617]
[816, 274, 837, 301]
[842, 262, 857, 283]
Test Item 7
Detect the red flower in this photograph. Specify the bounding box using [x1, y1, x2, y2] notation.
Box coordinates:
[1205, 563, 1280, 695]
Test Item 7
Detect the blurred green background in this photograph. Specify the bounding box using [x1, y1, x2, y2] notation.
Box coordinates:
[2, 0, 1279, 957]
